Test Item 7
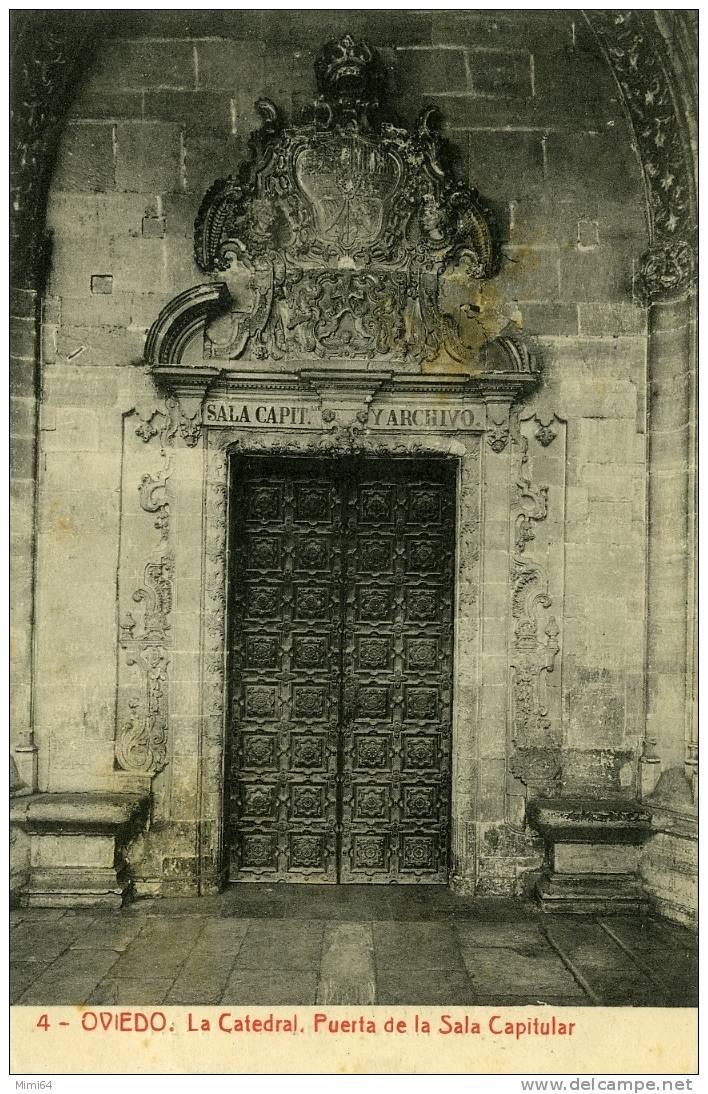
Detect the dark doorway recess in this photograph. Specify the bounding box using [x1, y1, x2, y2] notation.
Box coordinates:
[227, 455, 455, 883]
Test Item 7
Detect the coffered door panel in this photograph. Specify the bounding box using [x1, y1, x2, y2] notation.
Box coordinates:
[339, 459, 455, 884]
[229, 457, 341, 882]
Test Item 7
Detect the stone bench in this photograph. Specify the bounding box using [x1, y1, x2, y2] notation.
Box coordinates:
[527, 797, 652, 915]
[10, 791, 149, 909]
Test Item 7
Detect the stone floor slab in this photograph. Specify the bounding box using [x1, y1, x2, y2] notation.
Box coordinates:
[598, 916, 699, 1004]
[41, 947, 122, 980]
[20, 976, 109, 1006]
[10, 962, 47, 1003]
[372, 921, 462, 970]
[221, 970, 319, 1005]
[474, 995, 588, 1006]
[459, 943, 585, 998]
[87, 978, 176, 1005]
[195, 918, 251, 955]
[165, 948, 238, 1005]
[317, 922, 376, 1004]
[108, 941, 194, 979]
[376, 969, 477, 1006]
[542, 918, 661, 1005]
[455, 921, 545, 949]
[232, 921, 325, 971]
[69, 915, 147, 952]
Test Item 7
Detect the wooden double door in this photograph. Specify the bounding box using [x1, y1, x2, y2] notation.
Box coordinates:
[227, 455, 455, 883]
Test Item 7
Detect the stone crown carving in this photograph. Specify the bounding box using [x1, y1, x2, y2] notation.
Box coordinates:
[144, 36, 539, 386]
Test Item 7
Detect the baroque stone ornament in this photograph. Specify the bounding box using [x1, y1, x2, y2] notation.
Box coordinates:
[533, 413, 559, 449]
[138, 459, 171, 540]
[487, 417, 510, 454]
[116, 554, 174, 775]
[187, 35, 532, 371]
[134, 395, 202, 450]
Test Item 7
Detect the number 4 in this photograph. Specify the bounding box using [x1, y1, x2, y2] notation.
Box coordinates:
[36, 1013, 50, 1031]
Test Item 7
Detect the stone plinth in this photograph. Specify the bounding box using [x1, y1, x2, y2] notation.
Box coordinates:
[10, 792, 149, 908]
[527, 798, 652, 914]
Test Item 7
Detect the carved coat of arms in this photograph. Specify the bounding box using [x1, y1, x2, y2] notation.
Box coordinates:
[192, 35, 518, 369]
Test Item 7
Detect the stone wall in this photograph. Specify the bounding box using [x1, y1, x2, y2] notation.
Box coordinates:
[28, 11, 654, 896]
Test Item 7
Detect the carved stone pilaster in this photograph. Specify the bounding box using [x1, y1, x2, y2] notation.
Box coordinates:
[508, 425, 561, 797]
[116, 554, 173, 776]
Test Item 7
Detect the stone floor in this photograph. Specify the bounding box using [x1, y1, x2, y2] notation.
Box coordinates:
[10, 885, 698, 1007]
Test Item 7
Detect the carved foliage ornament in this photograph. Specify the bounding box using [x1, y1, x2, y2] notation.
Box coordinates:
[193, 35, 508, 368]
[134, 395, 202, 450]
[588, 10, 696, 301]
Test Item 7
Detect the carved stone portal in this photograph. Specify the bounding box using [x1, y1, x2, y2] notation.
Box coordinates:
[147, 35, 535, 378]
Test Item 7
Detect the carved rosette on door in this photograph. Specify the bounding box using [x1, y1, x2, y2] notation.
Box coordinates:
[228, 456, 455, 883]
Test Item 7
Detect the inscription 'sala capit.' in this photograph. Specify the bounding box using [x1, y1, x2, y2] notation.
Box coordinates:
[204, 401, 313, 427]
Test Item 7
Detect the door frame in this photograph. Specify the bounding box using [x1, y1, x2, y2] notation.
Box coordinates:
[224, 452, 458, 884]
[191, 427, 487, 895]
